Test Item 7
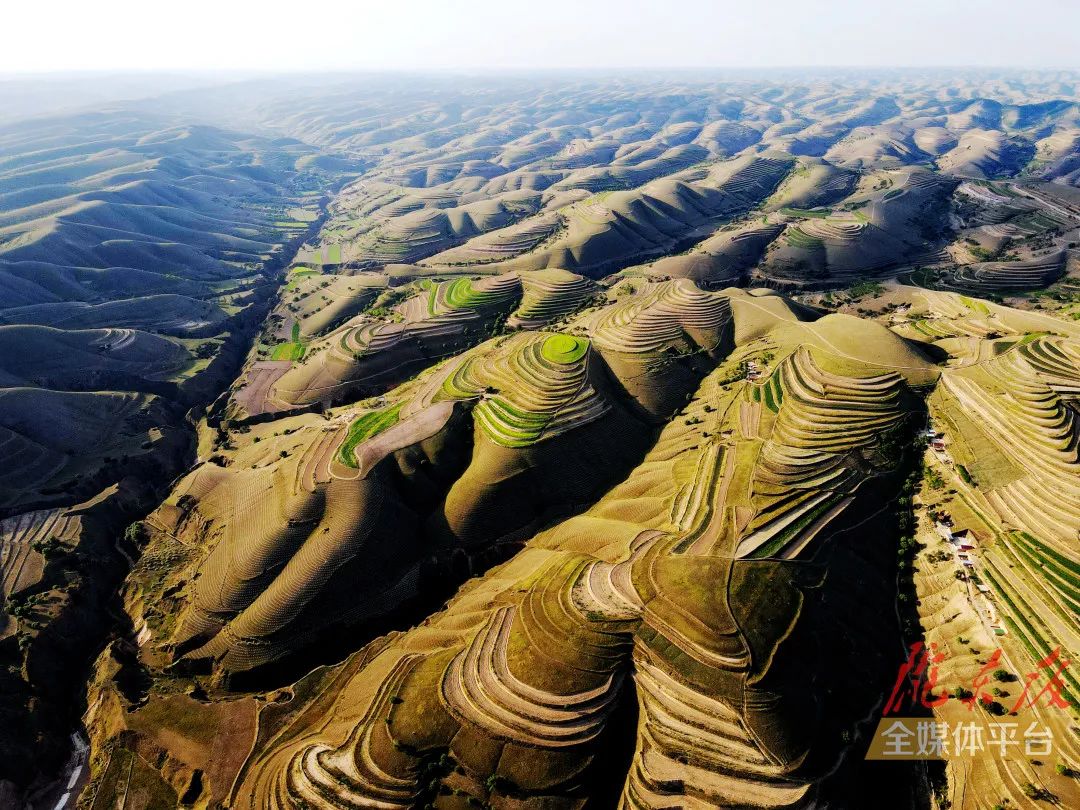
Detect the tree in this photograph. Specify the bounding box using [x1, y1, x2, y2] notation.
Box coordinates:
[124, 521, 148, 545]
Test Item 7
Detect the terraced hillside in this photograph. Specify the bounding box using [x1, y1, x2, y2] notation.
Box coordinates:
[0, 112, 352, 511]
[875, 286, 1080, 810]
[195, 72, 1080, 313]
[229, 73, 1078, 298]
[246, 273, 526, 413]
[937, 251, 1067, 293]
[81, 280, 959, 809]
[932, 335, 1080, 548]
[4, 71, 1080, 808]
[0, 106, 358, 798]
[82, 270, 1080, 810]
[126, 287, 741, 676]
[758, 168, 959, 286]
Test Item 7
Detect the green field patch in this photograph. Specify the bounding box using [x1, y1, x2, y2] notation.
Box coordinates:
[337, 404, 403, 468]
[476, 398, 553, 446]
[439, 360, 477, 399]
[761, 369, 784, 413]
[271, 321, 306, 361]
[1004, 534, 1080, 612]
[785, 226, 824, 249]
[727, 440, 762, 509]
[441, 277, 515, 312]
[541, 334, 589, 364]
[286, 266, 322, 290]
[295, 248, 323, 267]
[983, 564, 1080, 702]
[762, 378, 778, 413]
[882, 188, 904, 200]
[983, 182, 1020, 198]
[910, 319, 936, 337]
[748, 492, 845, 559]
[779, 207, 830, 219]
[1012, 531, 1080, 586]
[958, 295, 991, 315]
[444, 278, 482, 309]
[1016, 331, 1049, 346]
[270, 341, 305, 361]
[848, 279, 884, 298]
[935, 388, 1023, 489]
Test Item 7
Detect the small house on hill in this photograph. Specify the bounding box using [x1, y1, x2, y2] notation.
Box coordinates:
[952, 529, 975, 550]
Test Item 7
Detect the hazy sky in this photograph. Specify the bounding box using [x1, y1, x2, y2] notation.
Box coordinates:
[7, 0, 1080, 74]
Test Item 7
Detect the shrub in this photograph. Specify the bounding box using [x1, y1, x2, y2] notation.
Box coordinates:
[1020, 782, 1053, 800]
[32, 535, 63, 558]
[848, 280, 884, 298]
[124, 522, 148, 545]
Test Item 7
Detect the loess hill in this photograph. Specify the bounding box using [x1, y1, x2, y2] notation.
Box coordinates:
[0, 107, 359, 795]
[104, 283, 939, 809]
[91, 277, 1080, 810]
[0, 70, 1078, 809]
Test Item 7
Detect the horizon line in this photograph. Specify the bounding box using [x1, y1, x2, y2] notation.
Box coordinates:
[3, 64, 1080, 79]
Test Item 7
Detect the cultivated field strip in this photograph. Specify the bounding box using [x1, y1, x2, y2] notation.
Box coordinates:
[209, 294, 919, 808]
[0, 508, 78, 600]
[63, 72, 1080, 808]
[940, 337, 1080, 546]
[268, 274, 523, 408]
